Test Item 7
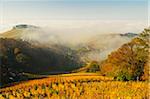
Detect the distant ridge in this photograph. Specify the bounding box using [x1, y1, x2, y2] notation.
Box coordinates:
[0, 24, 39, 39]
[13, 24, 38, 29]
[120, 32, 138, 37]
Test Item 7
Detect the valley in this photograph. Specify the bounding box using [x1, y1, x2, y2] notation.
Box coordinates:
[0, 25, 149, 98]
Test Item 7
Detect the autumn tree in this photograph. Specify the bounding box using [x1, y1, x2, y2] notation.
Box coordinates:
[141, 61, 150, 81]
[101, 28, 149, 81]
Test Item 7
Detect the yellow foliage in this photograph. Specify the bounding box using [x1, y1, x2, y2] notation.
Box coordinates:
[0, 73, 149, 99]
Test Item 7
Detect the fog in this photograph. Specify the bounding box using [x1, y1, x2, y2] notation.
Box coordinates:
[1, 22, 139, 61]
[1, 20, 146, 45]
[78, 34, 132, 61]
[17, 20, 145, 46]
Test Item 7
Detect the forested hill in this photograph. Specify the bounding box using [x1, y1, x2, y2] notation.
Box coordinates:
[0, 38, 82, 87]
[100, 28, 150, 81]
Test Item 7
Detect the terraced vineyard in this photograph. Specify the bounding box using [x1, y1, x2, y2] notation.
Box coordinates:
[0, 73, 149, 99]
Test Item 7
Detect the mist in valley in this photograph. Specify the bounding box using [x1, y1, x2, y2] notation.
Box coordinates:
[15, 24, 136, 62]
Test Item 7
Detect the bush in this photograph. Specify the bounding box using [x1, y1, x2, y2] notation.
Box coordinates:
[116, 71, 133, 81]
[86, 61, 99, 73]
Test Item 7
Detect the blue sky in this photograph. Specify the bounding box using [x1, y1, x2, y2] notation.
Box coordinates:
[0, 0, 149, 33]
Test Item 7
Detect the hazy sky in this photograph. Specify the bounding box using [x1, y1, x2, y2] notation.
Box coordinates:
[0, 0, 149, 33]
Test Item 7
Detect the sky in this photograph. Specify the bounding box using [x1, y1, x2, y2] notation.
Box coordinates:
[0, 0, 149, 34]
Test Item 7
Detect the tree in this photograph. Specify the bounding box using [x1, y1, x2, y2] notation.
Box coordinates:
[16, 53, 29, 64]
[86, 61, 99, 72]
[101, 28, 150, 81]
[141, 61, 150, 81]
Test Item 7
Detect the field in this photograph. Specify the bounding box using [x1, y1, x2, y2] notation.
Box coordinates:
[0, 73, 149, 99]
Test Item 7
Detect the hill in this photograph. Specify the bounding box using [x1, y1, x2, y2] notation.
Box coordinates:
[0, 38, 82, 86]
[0, 24, 63, 46]
[100, 28, 150, 81]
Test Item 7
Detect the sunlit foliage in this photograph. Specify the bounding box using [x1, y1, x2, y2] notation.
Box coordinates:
[100, 28, 150, 81]
[0, 74, 149, 99]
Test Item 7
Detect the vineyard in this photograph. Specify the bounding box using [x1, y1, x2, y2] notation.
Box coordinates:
[0, 73, 149, 99]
